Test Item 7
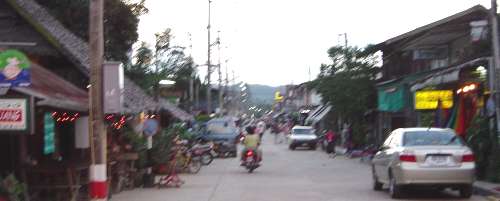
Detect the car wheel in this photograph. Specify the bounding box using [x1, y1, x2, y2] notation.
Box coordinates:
[372, 166, 383, 191]
[289, 145, 295, 150]
[459, 185, 472, 199]
[389, 173, 403, 199]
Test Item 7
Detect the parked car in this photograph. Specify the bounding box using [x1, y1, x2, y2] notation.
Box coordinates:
[198, 118, 240, 157]
[288, 126, 318, 150]
[371, 128, 475, 199]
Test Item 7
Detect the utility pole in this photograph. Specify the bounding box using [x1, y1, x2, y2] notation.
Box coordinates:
[217, 32, 223, 116]
[188, 33, 194, 112]
[490, 0, 500, 145]
[206, 0, 212, 114]
[89, 0, 107, 200]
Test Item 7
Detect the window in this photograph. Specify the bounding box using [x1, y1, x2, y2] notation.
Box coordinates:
[402, 130, 463, 146]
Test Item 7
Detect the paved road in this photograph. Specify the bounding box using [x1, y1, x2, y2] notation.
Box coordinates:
[113, 133, 486, 201]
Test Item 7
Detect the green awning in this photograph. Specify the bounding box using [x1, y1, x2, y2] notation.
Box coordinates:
[378, 85, 406, 112]
[377, 72, 431, 112]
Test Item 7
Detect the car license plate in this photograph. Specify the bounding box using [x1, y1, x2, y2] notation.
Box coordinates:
[302, 143, 309, 146]
[427, 155, 450, 166]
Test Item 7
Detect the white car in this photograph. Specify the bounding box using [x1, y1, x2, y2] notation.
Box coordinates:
[372, 128, 475, 199]
[288, 126, 318, 150]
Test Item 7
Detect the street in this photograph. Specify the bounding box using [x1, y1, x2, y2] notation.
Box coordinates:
[113, 133, 486, 201]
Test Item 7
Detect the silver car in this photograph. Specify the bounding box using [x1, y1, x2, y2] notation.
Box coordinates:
[288, 126, 318, 150]
[371, 128, 475, 199]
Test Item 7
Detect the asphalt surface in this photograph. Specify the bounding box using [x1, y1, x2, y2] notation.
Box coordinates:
[113, 133, 486, 201]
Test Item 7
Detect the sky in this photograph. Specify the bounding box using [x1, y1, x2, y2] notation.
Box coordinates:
[137, 0, 491, 86]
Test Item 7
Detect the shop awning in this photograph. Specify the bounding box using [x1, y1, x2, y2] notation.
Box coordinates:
[305, 105, 332, 125]
[377, 85, 407, 112]
[13, 63, 88, 111]
[410, 57, 490, 91]
[159, 99, 194, 121]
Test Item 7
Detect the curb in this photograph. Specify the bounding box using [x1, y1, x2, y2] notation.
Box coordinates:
[473, 184, 500, 199]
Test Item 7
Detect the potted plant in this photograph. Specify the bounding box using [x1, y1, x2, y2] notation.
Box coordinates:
[0, 174, 25, 201]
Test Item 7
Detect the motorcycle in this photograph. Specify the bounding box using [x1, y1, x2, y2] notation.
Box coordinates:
[241, 149, 260, 173]
[191, 142, 216, 165]
[213, 141, 234, 158]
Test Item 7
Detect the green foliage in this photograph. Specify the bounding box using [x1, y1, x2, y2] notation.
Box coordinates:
[150, 124, 194, 165]
[486, 147, 500, 182]
[0, 174, 25, 201]
[420, 111, 434, 127]
[124, 29, 196, 99]
[195, 114, 211, 122]
[35, 0, 148, 63]
[466, 116, 491, 179]
[151, 129, 175, 165]
[121, 126, 148, 168]
[315, 45, 379, 141]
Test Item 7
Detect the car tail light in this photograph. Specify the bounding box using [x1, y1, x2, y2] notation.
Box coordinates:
[399, 154, 416, 162]
[462, 154, 475, 162]
[246, 151, 254, 157]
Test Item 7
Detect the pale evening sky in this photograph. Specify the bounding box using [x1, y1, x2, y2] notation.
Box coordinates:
[137, 0, 491, 86]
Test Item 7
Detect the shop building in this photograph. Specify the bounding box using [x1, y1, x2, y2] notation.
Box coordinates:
[0, 0, 193, 200]
[373, 5, 492, 144]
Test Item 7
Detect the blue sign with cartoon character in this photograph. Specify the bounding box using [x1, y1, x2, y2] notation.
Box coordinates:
[0, 49, 31, 87]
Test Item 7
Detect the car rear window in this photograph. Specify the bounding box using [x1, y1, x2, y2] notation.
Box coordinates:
[293, 128, 313, 135]
[402, 131, 463, 146]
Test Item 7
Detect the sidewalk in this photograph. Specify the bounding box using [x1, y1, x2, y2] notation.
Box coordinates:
[474, 180, 500, 201]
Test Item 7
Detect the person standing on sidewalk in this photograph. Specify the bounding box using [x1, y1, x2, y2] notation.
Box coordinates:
[325, 129, 337, 158]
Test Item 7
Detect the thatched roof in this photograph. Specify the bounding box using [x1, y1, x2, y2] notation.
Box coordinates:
[6, 0, 89, 74]
[6, 0, 193, 119]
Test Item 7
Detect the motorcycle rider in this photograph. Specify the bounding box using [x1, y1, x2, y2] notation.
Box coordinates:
[241, 126, 262, 164]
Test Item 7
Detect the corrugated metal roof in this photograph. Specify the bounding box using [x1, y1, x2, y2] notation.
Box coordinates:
[13, 63, 88, 111]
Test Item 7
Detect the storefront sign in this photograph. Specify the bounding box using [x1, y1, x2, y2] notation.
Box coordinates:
[103, 62, 123, 114]
[0, 98, 28, 130]
[0, 49, 31, 87]
[143, 119, 159, 136]
[44, 113, 55, 154]
[415, 90, 453, 110]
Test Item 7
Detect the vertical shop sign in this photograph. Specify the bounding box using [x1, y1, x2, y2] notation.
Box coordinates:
[44, 112, 55, 154]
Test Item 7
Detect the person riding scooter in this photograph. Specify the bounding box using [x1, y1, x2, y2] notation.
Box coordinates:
[241, 126, 262, 164]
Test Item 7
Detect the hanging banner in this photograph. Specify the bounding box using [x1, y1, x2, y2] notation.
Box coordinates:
[0, 49, 31, 87]
[44, 113, 55, 154]
[0, 98, 28, 131]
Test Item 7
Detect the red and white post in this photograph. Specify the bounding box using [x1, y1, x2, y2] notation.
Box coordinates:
[89, 164, 107, 200]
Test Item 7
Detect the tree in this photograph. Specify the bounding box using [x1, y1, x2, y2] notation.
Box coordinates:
[124, 29, 197, 106]
[35, 0, 148, 63]
[314, 45, 379, 144]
